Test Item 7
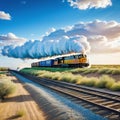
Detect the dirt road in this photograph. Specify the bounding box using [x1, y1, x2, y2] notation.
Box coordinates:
[0, 75, 45, 120]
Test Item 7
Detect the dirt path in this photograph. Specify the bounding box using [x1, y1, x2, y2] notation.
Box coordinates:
[0, 75, 45, 120]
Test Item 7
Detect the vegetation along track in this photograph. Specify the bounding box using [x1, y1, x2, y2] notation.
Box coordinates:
[12, 71, 120, 120]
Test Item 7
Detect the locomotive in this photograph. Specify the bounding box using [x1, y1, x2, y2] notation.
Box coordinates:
[31, 53, 89, 68]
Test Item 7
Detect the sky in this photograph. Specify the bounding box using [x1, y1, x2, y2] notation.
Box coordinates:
[0, 0, 120, 69]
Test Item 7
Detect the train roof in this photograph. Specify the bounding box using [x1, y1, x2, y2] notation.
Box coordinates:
[33, 53, 86, 63]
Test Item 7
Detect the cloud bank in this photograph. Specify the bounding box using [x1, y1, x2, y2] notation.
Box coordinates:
[67, 0, 112, 10]
[2, 36, 90, 59]
[1, 20, 120, 59]
[0, 33, 26, 46]
[43, 20, 120, 54]
[0, 11, 11, 20]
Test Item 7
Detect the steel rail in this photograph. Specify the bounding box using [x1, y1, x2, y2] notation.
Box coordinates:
[11, 71, 120, 117]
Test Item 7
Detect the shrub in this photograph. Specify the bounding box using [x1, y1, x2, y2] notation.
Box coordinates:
[51, 72, 62, 80]
[111, 69, 120, 75]
[98, 69, 108, 74]
[110, 82, 120, 91]
[79, 77, 89, 85]
[59, 72, 74, 82]
[0, 79, 16, 100]
[80, 77, 97, 87]
[95, 75, 115, 88]
[105, 69, 112, 74]
[0, 67, 8, 71]
[71, 75, 82, 84]
[16, 109, 25, 117]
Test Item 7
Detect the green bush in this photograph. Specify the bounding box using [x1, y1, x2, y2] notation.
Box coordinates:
[59, 72, 73, 82]
[70, 75, 82, 84]
[95, 75, 115, 88]
[111, 69, 120, 75]
[98, 69, 108, 74]
[0, 79, 16, 100]
[51, 72, 61, 80]
[110, 82, 120, 91]
[80, 77, 97, 87]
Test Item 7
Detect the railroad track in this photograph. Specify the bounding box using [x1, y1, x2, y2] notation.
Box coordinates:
[12, 71, 120, 120]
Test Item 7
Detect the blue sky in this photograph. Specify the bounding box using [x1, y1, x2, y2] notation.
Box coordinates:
[0, 0, 120, 39]
[0, 0, 120, 68]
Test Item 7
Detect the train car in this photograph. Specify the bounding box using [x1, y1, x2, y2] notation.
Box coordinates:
[31, 53, 89, 68]
[54, 54, 89, 67]
[31, 62, 39, 67]
[39, 60, 54, 67]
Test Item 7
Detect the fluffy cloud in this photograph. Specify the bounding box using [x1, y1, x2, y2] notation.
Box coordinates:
[0, 11, 11, 20]
[1, 20, 120, 59]
[67, 0, 112, 10]
[2, 36, 90, 59]
[43, 20, 120, 54]
[89, 36, 120, 53]
[0, 33, 26, 46]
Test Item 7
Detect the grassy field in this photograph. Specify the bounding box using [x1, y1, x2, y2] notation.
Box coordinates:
[0, 67, 8, 71]
[21, 65, 120, 75]
[20, 65, 120, 91]
[0, 67, 9, 74]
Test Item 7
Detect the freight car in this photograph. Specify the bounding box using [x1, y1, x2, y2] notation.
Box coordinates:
[31, 54, 89, 68]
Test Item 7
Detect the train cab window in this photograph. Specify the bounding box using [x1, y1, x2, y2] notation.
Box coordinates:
[82, 54, 86, 57]
[54, 59, 58, 62]
[78, 54, 82, 58]
[58, 58, 63, 63]
[65, 56, 69, 60]
[74, 55, 79, 59]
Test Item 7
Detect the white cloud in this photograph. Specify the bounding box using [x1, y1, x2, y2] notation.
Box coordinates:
[88, 36, 120, 53]
[43, 20, 120, 54]
[67, 0, 112, 10]
[89, 53, 120, 64]
[1, 20, 120, 59]
[1, 35, 90, 59]
[0, 33, 26, 46]
[45, 27, 56, 36]
[0, 11, 11, 20]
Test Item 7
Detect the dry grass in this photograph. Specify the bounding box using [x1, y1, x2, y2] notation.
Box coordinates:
[80, 77, 98, 87]
[21, 65, 120, 76]
[110, 82, 120, 91]
[0, 67, 8, 71]
[20, 68, 120, 91]
[16, 109, 26, 117]
[95, 75, 115, 89]
[0, 75, 16, 100]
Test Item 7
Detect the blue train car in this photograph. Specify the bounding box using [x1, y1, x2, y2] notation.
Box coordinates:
[39, 61, 45, 66]
[39, 60, 54, 67]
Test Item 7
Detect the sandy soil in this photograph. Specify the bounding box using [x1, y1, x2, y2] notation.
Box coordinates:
[0, 75, 45, 120]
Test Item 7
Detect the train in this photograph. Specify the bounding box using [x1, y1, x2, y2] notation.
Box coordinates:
[31, 53, 89, 68]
